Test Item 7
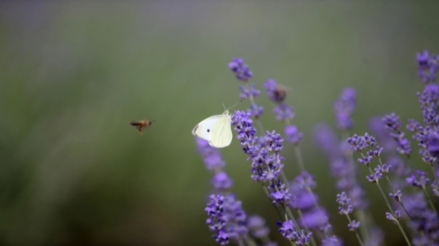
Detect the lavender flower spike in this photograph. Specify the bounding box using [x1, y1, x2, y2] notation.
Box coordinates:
[334, 87, 356, 130]
[277, 220, 312, 245]
[228, 57, 253, 82]
[205, 194, 229, 245]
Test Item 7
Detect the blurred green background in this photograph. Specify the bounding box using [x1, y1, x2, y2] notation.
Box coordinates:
[0, 2, 438, 246]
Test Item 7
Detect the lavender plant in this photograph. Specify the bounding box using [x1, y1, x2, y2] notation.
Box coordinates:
[196, 52, 439, 246]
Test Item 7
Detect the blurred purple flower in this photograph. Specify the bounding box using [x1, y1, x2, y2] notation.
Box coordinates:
[228, 57, 253, 81]
[334, 87, 356, 130]
[284, 125, 303, 144]
[273, 103, 295, 121]
[239, 83, 260, 99]
[212, 171, 233, 190]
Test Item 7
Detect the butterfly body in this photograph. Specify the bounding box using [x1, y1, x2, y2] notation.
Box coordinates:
[192, 110, 232, 148]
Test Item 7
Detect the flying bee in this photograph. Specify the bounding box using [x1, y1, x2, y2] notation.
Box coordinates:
[130, 119, 153, 134]
[275, 84, 287, 101]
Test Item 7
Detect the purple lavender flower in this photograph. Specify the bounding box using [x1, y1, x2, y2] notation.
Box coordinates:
[239, 83, 261, 99]
[314, 124, 368, 209]
[357, 155, 373, 165]
[277, 220, 297, 240]
[196, 137, 226, 171]
[313, 124, 341, 160]
[370, 116, 397, 151]
[228, 57, 253, 81]
[426, 131, 439, 158]
[247, 215, 270, 239]
[406, 170, 430, 188]
[289, 190, 317, 210]
[383, 112, 401, 131]
[406, 118, 421, 132]
[334, 87, 356, 130]
[367, 146, 384, 157]
[347, 134, 368, 151]
[273, 103, 295, 121]
[277, 220, 312, 245]
[289, 171, 319, 210]
[385, 212, 398, 223]
[299, 208, 329, 230]
[247, 103, 264, 119]
[321, 235, 343, 246]
[389, 190, 402, 202]
[348, 220, 360, 231]
[232, 111, 292, 207]
[212, 171, 233, 191]
[270, 189, 291, 205]
[205, 194, 228, 245]
[416, 50, 438, 82]
[231, 110, 257, 154]
[337, 192, 353, 215]
[381, 113, 413, 155]
[265, 130, 284, 153]
[366, 171, 382, 183]
[222, 193, 248, 241]
[292, 171, 317, 190]
[284, 125, 303, 144]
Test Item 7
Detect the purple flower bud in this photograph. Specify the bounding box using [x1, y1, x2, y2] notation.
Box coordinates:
[246, 103, 264, 119]
[265, 130, 284, 153]
[347, 134, 367, 151]
[214, 230, 229, 245]
[299, 208, 329, 230]
[336, 192, 353, 214]
[406, 170, 430, 188]
[273, 103, 295, 121]
[394, 210, 402, 219]
[270, 189, 291, 206]
[407, 119, 420, 132]
[196, 137, 226, 171]
[212, 171, 233, 191]
[348, 220, 360, 231]
[336, 192, 350, 205]
[247, 215, 271, 239]
[321, 235, 343, 246]
[385, 212, 398, 224]
[366, 171, 382, 183]
[239, 83, 260, 99]
[367, 145, 384, 157]
[284, 125, 303, 144]
[358, 155, 373, 165]
[278, 220, 296, 240]
[389, 190, 402, 202]
[206, 194, 227, 238]
[296, 230, 313, 245]
[334, 87, 356, 130]
[383, 113, 401, 131]
[426, 131, 439, 158]
[228, 57, 253, 81]
[363, 132, 377, 147]
[416, 50, 438, 82]
[293, 171, 317, 190]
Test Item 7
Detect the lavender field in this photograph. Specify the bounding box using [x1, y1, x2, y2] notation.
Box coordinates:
[0, 2, 438, 246]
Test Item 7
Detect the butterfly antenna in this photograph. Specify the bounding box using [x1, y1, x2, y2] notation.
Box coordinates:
[221, 101, 227, 111]
[226, 99, 243, 111]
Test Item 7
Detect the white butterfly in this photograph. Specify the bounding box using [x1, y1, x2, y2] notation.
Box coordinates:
[192, 110, 233, 148]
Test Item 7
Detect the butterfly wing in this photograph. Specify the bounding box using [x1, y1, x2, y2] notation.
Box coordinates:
[192, 115, 223, 141]
[209, 115, 232, 148]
